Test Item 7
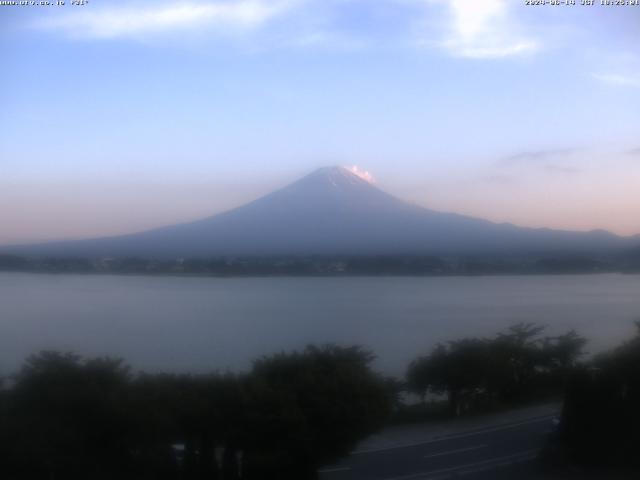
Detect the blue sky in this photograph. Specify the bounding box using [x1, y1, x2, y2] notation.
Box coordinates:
[1, 0, 640, 243]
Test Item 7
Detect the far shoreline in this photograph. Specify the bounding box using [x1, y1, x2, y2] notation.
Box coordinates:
[1, 269, 639, 279]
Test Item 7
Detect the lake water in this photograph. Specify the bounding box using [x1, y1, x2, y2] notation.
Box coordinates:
[1, 273, 639, 377]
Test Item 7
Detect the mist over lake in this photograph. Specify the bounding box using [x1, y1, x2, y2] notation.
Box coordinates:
[1, 272, 639, 377]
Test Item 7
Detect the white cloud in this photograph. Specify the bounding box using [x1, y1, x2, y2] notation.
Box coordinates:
[592, 72, 640, 88]
[35, 0, 301, 39]
[424, 0, 538, 59]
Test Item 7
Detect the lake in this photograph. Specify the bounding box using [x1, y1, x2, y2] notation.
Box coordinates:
[1, 273, 639, 377]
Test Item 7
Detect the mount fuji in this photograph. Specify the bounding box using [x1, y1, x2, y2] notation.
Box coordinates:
[3, 166, 636, 258]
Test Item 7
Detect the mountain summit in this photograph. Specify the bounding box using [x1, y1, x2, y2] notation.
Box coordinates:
[4, 166, 635, 258]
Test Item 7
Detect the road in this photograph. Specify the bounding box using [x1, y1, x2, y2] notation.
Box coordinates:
[318, 405, 559, 480]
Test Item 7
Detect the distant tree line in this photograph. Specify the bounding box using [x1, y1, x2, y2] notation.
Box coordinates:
[2, 253, 638, 276]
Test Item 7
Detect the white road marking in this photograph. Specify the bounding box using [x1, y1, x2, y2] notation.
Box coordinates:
[455, 450, 538, 477]
[380, 449, 539, 480]
[352, 414, 555, 455]
[317, 466, 351, 474]
[423, 444, 487, 459]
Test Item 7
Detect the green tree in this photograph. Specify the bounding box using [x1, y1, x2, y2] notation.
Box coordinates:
[6, 352, 132, 479]
[407, 339, 490, 416]
[560, 322, 640, 468]
[245, 345, 392, 479]
[407, 324, 587, 416]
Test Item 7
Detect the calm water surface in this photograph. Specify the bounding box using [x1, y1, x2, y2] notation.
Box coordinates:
[1, 273, 639, 376]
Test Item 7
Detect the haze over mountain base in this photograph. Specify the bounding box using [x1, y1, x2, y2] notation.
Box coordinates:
[2, 166, 639, 260]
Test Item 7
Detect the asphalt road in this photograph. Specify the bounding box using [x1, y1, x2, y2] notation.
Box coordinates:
[318, 411, 557, 480]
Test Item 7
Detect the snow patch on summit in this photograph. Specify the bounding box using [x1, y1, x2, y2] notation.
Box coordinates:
[345, 165, 375, 184]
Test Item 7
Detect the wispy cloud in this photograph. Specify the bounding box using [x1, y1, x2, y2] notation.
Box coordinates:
[501, 149, 575, 165]
[34, 0, 301, 40]
[627, 147, 640, 156]
[543, 164, 581, 176]
[497, 148, 582, 176]
[419, 0, 538, 59]
[592, 72, 640, 88]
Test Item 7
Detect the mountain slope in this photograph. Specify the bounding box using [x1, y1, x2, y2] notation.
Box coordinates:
[3, 166, 636, 258]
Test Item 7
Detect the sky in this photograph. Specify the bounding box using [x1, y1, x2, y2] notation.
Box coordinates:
[1, 0, 640, 244]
